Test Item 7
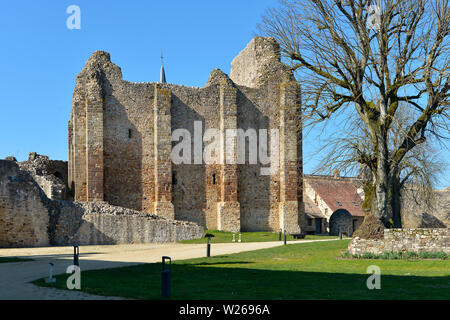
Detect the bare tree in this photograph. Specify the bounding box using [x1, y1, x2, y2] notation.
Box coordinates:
[259, 0, 450, 226]
[310, 103, 444, 227]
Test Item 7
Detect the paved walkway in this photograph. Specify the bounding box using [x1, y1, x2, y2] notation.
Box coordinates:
[0, 239, 337, 300]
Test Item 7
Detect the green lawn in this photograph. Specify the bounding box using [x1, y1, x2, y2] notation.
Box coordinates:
[179, 230, 338, 244]
[33, 240, 450, 299]
[0, 257, 33, 263]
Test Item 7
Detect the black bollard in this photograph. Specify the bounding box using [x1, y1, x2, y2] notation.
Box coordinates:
[205, 233, 215, 258]
[278, 229, 282, 241]
[339, 231, 343, 240]
[161, 256, 171, 298]
[284, 229, 287, 245]
[73, 245, 79, 266]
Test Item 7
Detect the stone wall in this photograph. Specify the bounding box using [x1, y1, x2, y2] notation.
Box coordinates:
[230, 37, 294, 88]
[69, 37, 304, 233]
[0, 160, 50, 247]
[18, 152, 69, 200]
[53, 201, 204, 245]
[0, 159, 204, 248]
[348, 228, 450, 255]
[401, 187, 450, 228]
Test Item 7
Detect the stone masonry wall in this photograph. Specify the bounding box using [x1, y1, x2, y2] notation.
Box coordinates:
[348, 228, 450, 255]
[53, 201, 204, 245]
[0, 160, 50, 247]
[401, 187, 450, 228]
[230, 37, 294, 88]
[0, 159, 204, 247]
[18, 152, 69, 200]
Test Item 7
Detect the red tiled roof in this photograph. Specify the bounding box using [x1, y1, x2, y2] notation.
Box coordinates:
[306, 177, 365, 217]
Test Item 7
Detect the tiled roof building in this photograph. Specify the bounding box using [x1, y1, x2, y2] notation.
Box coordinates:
[303, 174, 366, 235]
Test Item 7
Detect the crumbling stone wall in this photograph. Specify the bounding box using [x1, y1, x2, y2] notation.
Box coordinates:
[18, 152, 69, 200]
[401, 187, 449, 228]
[230, 37, 294, 88]
[52, 201, 204, 245]
[69, 37, 304, 233]
[348, 228, 450, 254]
[0, 159, 204, 248]
[0, 160, 50, 247]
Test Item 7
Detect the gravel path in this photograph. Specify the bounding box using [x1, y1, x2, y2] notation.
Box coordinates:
[0, 239, 337, 300]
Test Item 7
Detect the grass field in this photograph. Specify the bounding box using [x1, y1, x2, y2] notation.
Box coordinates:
[33, 240, 450, 299]
[0, 257, 33, 263]
[178, 230, 338, 244]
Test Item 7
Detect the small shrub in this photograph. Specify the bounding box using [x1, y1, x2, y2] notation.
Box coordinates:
[384, 251, 396, 259]
[363, 252, 377, 259]
[417, 251, 448, 259]
[348, 251, 448, 260]
[435, 252, 448, 260]
[418, 252, 432, 259]
[406, 251, 418, 259]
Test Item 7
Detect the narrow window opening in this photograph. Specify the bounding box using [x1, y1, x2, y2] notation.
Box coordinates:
[172, 172, 177, 185]
[128, 129, 132, 139]
[212, 173, 216, 185]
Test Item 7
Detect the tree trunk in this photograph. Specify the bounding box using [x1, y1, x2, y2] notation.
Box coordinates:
[389, 175, 402, 228]
[374, 132, 390, 226]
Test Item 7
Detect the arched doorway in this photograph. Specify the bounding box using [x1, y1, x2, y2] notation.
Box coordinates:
[329, 209, 353, 236]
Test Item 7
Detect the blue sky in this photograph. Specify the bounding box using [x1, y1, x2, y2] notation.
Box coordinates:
[0, 0, 448, 189]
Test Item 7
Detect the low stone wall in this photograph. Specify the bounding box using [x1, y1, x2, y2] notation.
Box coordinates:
[53, 201, 205, 245]
[348, 228, 450, 255]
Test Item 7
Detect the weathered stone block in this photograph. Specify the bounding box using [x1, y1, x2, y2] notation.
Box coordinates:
[279, 201, 301, 234]
[217, 201, 240, 232]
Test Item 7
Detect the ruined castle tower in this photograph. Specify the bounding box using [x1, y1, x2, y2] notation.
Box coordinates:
[68, 37, 304, 233]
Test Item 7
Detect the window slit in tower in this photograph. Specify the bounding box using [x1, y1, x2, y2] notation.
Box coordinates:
[212, 173, 216, 185]
[172, 172, 177, 185]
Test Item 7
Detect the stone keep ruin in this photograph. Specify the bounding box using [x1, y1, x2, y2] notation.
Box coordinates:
[69, 37, 304, 234]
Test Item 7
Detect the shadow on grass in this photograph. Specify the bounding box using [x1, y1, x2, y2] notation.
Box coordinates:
[190, 261, 255, 266]
[0, 257, 34, 263]
[33, 261, 450, 300]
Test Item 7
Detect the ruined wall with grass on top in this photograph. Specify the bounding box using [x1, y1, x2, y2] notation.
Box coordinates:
[53, 201, 205, 245]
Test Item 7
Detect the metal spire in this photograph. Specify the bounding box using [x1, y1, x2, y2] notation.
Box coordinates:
[160, 50, 166, 84]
